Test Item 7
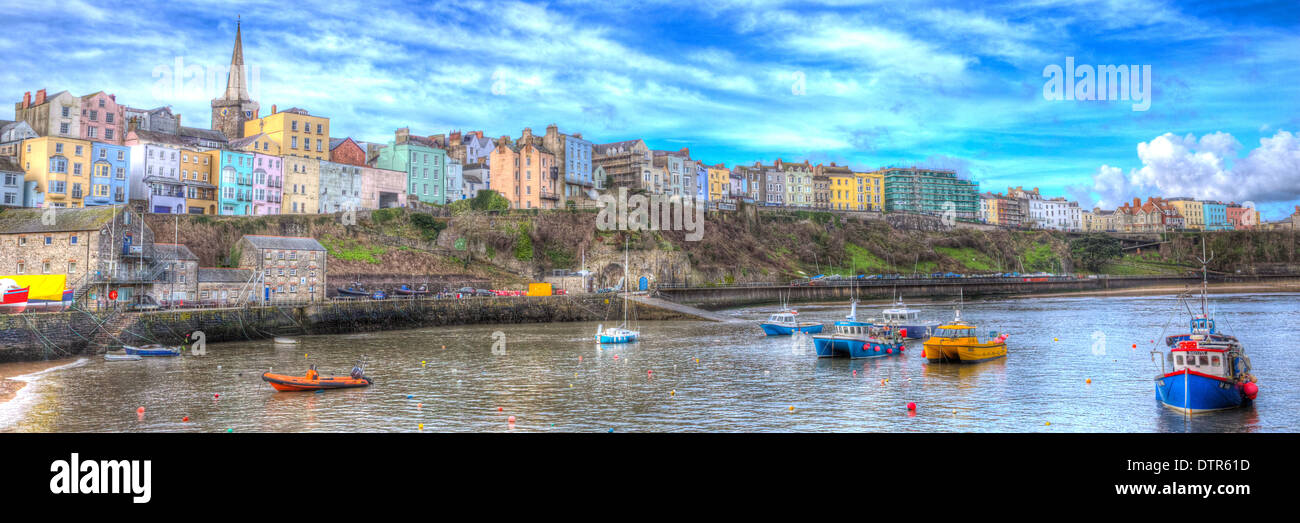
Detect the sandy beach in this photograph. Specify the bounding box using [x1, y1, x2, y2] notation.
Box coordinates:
[0, 358, 80, 404]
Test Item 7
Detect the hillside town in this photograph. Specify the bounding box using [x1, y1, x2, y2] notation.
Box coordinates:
[1, 22, 1298, 312]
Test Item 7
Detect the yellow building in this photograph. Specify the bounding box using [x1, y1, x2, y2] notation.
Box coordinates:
[242, 106, 329, 160]
[707, 163, 730, 201]
[283, 156, 321, 214]
[986, 197, 1001, 225]
[828, 172, 857, 210]
[855, 170, 884, 211]
[180, 148, 218, 215]
[1167, 199, 1204, 230]
[19, 136, 93, 208]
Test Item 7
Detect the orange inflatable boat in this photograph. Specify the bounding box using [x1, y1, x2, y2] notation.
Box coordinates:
[262, 365, 372, 391]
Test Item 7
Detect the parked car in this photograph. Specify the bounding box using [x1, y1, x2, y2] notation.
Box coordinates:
[475, 289, 495, 297]
[127, 296, 162, 312]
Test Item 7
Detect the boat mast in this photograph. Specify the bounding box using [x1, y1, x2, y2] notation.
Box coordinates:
[1196, 236, 1213, 322]
[623, 236, 629, 328]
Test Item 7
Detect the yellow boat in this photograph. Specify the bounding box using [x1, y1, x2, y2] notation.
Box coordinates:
[922, 310, 1008, 363]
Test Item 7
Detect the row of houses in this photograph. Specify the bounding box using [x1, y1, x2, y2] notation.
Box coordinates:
[1081, 197, 1264, 233]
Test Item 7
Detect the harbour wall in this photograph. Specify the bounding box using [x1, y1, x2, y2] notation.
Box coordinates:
[0, 295, 693, 363]
[655, 275, 1300, 309]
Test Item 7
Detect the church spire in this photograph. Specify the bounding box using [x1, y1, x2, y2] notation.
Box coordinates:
[224, 16, 251, 102]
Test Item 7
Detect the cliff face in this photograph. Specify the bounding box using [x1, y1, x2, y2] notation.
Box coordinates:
[146, 208, 1300, 288]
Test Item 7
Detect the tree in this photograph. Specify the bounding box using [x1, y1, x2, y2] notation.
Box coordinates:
[1069, 234, 1122, 272]
[470, 190, 510, 211]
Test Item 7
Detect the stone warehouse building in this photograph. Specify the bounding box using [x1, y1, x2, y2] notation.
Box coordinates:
[149, 242, 199, 304]
[235, 235, 326, 303]
[0, 207, 164, 307]
[197, 267, 255, 306]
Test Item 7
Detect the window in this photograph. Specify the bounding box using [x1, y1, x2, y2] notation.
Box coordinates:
[16, 262, 23, 274]
[68, 261, 77, 273]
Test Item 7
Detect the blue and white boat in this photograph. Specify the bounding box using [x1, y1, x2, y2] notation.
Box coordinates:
[123, 344, 181, 357]
[759, 309, 823, 336]
[595, 239, 640, 345]
[1152, 243, 1258, 414]
[879, 298, 940, 339]
[811, 300, 905, 358]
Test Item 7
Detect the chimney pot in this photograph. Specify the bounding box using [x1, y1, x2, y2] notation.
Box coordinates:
[22, 91, 30, 108]
[271, 104, 277, 114]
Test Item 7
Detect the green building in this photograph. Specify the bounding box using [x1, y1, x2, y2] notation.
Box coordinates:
[374, 138, 447, 205]
[881, 167, 980, 220]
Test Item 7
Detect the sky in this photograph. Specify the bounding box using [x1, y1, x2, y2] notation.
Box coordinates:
[2, 0, 1298, 218]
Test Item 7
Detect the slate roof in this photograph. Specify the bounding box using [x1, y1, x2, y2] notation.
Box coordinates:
[0, 207, 118, 234]
[152, 243, 199, 261]
[198, 267, 254, 283]
[240, 235, 326, 251]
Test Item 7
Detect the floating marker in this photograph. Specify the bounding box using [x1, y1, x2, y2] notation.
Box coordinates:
[227, 428, 233, 433]
[508, 416, 516, 424]
[136, 406, 145, 414]
[695, 358, 699, 363]
[852, 370, 857, 377]
[608, 428, 615, 433]
[1132, 343, 1137, 348]
[1054, 338, 1059, 342]
[407, 394, 413, 399]
[788, 406, 795, 412]
[417, 403, 423, 409]
[578, 356, 583, 362]
[613, 355, 619, 360]
[1086, 378, 1092, 384]
[182, 416, 189, 422]
[1045, 421, 1051, 426]
[498, 407, 503, 412]
[419, 423, 424, 431]
[213, 393, 220, 399]
[670, 390, 676, 396]
[907, 402, 917, 411]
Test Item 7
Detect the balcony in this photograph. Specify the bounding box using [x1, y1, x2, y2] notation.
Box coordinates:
[539, 189, 560, 201]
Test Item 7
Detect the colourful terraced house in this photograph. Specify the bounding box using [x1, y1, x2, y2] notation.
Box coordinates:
[209, 149, 254, 215]
[86, 142, 129, 207]
[18, 135, 93, 208]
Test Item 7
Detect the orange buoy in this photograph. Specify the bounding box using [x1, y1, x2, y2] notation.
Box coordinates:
[1086, 378, 1092, 384]
[136, 407, 145, 414]
[182, 416, 189, 422]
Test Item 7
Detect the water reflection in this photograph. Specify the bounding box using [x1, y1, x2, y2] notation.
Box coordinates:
[3, 293, 1297, 433]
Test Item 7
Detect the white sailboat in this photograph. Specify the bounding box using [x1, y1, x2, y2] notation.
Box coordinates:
[596, 239, 640, 344]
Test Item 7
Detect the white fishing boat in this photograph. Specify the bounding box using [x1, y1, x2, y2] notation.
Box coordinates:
[104, 351, 142, 361]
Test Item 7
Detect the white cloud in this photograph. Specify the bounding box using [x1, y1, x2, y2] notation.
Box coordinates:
[1086, 130, 1300, 209]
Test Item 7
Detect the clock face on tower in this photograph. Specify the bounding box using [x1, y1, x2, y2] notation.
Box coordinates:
[220, 108, 230, 116]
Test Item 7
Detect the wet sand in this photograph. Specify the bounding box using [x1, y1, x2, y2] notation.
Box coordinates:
[0, 358, 80, 404]
[1019, 281, 1300, 299]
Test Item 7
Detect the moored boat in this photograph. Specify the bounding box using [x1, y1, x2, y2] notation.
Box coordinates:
[595, 239, 640, 344]
[262, 363, 372, 392]
[921, 310, 1008, 363]
[273, 337, 299, 344]
[879, 298, 940, 339]
[337, 283, 369, 297]
[123, 344, 182, 357]
[759, 309, 823, 336]
[1152, 242, 1257, 414]
[104, 351, 142, 361]
[811, 300, 905, 358]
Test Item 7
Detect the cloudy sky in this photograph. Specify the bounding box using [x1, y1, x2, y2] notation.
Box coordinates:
[3, 0, 1297, 218]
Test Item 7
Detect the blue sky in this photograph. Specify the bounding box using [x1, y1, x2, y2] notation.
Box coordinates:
[3, 0, 1298, 218]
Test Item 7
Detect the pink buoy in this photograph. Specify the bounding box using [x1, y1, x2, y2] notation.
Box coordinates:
[136, 406, 145, 414]
[214, 393, 220, 399]
[613, 355, 619, 360]
[886, 348, 893, 354]
[852, 370, 857, 377]
[1243, 382, 1259, 400]
[508, 415, 516, 423]
[907, 402, 916, 411]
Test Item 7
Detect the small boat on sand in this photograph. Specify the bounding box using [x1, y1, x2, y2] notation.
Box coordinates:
[395, 284, 429, 296]
[104, 351, 142, 361]
[262, 363, 372, 392]
[123, 345, 182, 357]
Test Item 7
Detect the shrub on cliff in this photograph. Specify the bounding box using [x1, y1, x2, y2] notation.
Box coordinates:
[1069, 234, 1122, 272]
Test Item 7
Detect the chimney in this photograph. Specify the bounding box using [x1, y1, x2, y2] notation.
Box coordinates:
[22, 91, 30, 109]
[522, 127, 532, 140]
[175, 113, 182, 128]
[109, 94, 116, 101]
[573, 132, 582, 139]
[271, 104, 277, 114]
[396, 127, 410, 144]
[35, 89, 46, 106]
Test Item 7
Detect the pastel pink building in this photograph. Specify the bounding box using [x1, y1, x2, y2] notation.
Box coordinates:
[360, 165, 408, 209]
[79, 91, 126, 144]
[251, 152, 282, 215]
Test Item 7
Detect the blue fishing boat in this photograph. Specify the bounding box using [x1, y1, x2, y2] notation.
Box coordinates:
[759, 309, 823, 336]
[879, 298, 940, 339]
[811, 300, 905, 358]
[123, 344, 181, 357]
[1152, 243, 1258, 414]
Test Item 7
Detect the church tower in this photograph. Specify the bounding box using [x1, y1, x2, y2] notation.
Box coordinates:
[211, 18, 260, 141]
